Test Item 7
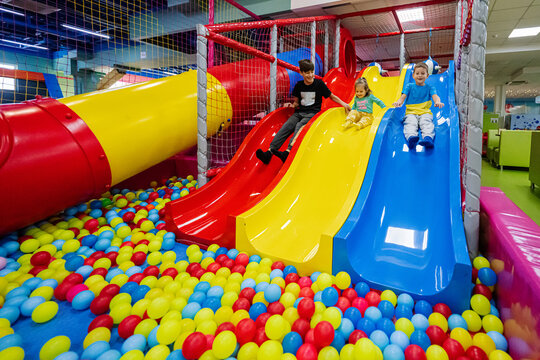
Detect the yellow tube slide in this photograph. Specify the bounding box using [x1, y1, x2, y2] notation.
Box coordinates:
[59, 71, 232, 185]
[235, 66, 407, 275]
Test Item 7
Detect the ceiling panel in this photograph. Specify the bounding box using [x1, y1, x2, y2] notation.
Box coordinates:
[493, 0, 534, 10]
[489, 8, 528, 22]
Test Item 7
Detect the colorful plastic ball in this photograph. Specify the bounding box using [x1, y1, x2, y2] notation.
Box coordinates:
[258, 340, 283, 360]
[338, 318, 355, 340]
[39, 335, 71, 360]
[249, 302, 267, 321]
[31, 301, 58, 323]
[477, 267, 497, 286]
[404, 344, 427, 360]
[473, 333, 496, 356]
[365, 306, 383, 324]
[53, 351, 79, 360]
[472, 256, 490, 270]
[263, 284, 281, 303]
[410, 331, 431, 352]
[296, 343, 318, 360]
[348, 330, 368, 345]
[442, 338, 465, 359]
[473, 284, 492, 301]
[384, 344, 406, 360]
[450, 328, 472, 351]
[395, 304, 413, 320]
[378, 300, 395, 319]
[365, 291, 381, 307]
[314, 321, 335, 348]
[377, 317, 396, 337]
[354, 338, 383, 360]
[357, 317, 376, 336]
[486, 331, 507, 351]
[81, 341, 110, 360]
[395, 318, 415, 338]
[235, 318, 256, 345]
[470, 295, 491, 316]
[0, 347, 24, 360]
[212, 330, 236, 359]
[466, 346, 489, 360]
[448, 314, 468, 331]
[482, 315, 503, 334]
[432, 304, 452, 319]
[488, 350, 512, 360]
[355, 282, 370, 297]
[20, 296, 46, 316]
[414, 300, 433, 317]
[425, 345, 448, 360]
[461, 310, 481, 332]
[88, 314, 114, 332]
[390, 331, 410, 351]
[370, 329, 390, 350]
[265, 315, 287, 340]
[428, 313, 448, 333]
[321, 287, 339, 307]
[344, 307, 361, 325]
[0, 333, 22, 351]
[425, 326, 447, 347]
[411, 314, 429, 332]
[121, 334, 147, 354]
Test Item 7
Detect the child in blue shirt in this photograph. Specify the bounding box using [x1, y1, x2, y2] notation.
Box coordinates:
[343, 77, 386, 128]
[393, 62, 444, 149]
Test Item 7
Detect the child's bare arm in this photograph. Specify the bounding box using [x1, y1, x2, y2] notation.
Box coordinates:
[330, 93, 352, 112]
[284, 97, 299, 108]
[433, 94, 444, 108]
[393, 94, 407, 107]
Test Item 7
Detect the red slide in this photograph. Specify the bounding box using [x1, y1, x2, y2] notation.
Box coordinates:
[164, 67, 357, 249]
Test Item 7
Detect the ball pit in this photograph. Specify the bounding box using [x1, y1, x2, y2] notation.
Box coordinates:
[0, 176, 515, 360]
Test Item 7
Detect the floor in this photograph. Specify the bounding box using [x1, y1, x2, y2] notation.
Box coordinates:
[481, 158, 540, 226]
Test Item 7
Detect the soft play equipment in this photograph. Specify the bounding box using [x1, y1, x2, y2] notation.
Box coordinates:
[164, 67, 356, 249]
[0, 27, 356, 236]
[333, 63, 472, 311]
[235, 65, 406, 275]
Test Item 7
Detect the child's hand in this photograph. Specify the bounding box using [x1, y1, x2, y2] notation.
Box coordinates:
[344, 104, 352, 113]
[392, 101, 403, 107]
[284, 102, 296, 108]
[435, 101, 444, 108]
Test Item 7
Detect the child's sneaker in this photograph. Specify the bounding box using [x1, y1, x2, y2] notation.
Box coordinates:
[343, 121, 352, 127]
[419, 136, 434, 148]
[407, 136, 419, 149]
[273, 150, 289, 163]
[256, 149, 272, 164]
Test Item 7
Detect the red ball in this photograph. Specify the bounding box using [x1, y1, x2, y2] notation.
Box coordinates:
[314, 321, 334, 348]
[83, 257, 97, 267]
[239, 287, 256, 303]
[298, 287, 315, 299]
[162, 268, 178, 279]
[131, 252, 146, 266]
[128, 273, 144, 284]
[365, 291, 381, 307]
[90, 268, 108, 278]
[335, 296, 351, 313]
[186, 262, 201, 275]
[304, 328, 315, 345]
[84, 219, 99, 232]
[182, 332, 208, 360]
[90, 295, 113, 315]
[296, 344, 318, 360]
[90, 251, 106, 259]
[255, 313, 271, 328]
[205, 334, 215, 348]
[193, 268, 205, 279]
[285, 273, 300, 284]
[236, 318, 256, 345]
[216, 322, 235, 335]
[100, 284, 120, 297]
[253, 327, 268, 346]
[466, 346, 488, 360]
[232, 298, 251, 312]
[433, 303, 452, 319]
[63, 273, 84, 285]
[235, 253, 250, 267]
[443, 338, 465, 360]
[331, 285, 342, 296]
[291, 318, 311, 339]
[297, 298, 316, 320]
[298, 277, 312, 288]
[348, 330, 367, 344]
[30, 251, 52, 266]
[473, 284, 492, 301]
[352, 297, 369, 316]
[222, 259, 235, 269]
[456, 357, 471, 360]
[472, 268, 478, 282]
[216, 254, 228, 264]
[143, 265, 160, 277]
[271, 261, 285, 271]
[53, 282, 72, 301]
[69, 227, 80, 237]
[206, 262, 221, 274]
[88, 314, 114, 332]
[118, 315, 142, 339]
[426, 325, 447, 346]
[231, 265, 246, 275]
[267, 301, 285, 315]
[138, 239, 149, 246]
[104, 252, 118, 266]
[342, 288, 358, 302]
[122, 211, 135, 222]
[29, 265, 48, 276]
[405, 344, 427, 360]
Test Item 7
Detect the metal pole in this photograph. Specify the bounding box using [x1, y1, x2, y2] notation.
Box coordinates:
[324, 21, 329, 74]
[208, 0, 214, 68]
[196, 24, 209, 186]
[311, 21, 316, 66]
[270, 24, 278, 112]
[334, 19, 341, 69]
[400, 33, 405, 69]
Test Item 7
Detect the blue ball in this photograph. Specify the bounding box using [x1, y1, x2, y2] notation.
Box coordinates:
[6, 287, 30, 300]
[283, 265, 297, 276]
[0, 333, 23, 351]
[54, 351, 79, 360]
[282, 331, 303, 354]
[249, 254, 261, 263]
[338, 318, 355, 340]
[448, 314, 468, 330]
[249, 302, 267, 321]
[364, 306, 382, 324]
[81, 235, 98, 247]
[264, 284, 282, 303]
[99, 230, 114, 240]
[147, 326, 160, 348]
[167, 349, 186, 360]
[94, 239, 111, 251]
[82, 341, 110, 360]
[355, 282, 370, 297]
[321, 287, 339, 307]
[207, 286, 224, 298]
[270, 269, 284, 280]
[383, 344, 405, 360]
[22, 277, 42, 291]
[226, 249, 239, 260]
[90, 209, 103, 218]
[2, 241, 19, 255]
[125, 266, 142, 277]
[378, 300, 395, 319]
[293, 297, 304, 308]
[395, 304, 413, 319]
[37, 279, 58, 289]
[20, 296, 46, 317]
[478, 267, 497, 286]
[215, 247, 228, 256]
[96, 349, 121, 360]
[105, 268, 123, 282]
[181, 303, 201, 319]
[487, 331, 508, 351]
[194, 281, 211, 293]
[414, 300, 433, 317]
[376, 318, 396, 337]
[121, 334, 147, 353]
[131, 285, 150, 303]
[76, 265, 94, 279]
[255, 282, 269, 293]
[202, 297, 221, 312]
[119, 282, 139, 295]
[330, 330, 346, 351]
[241, 279, 256, 290]
[411, 314, 429, 332]
[0, 305, 20, 323]
[390, 330, 410, 350]
[397, 293, 414, 308]
[357, 318, 376, 336]
[344, 307, 361, 325]
[5, 295, 28, 308]
[310, 272, 321, 283]
[490, 305, 500, 317]
[313, 291, 322, 303]
[161, 238, 175, 251]
[188, 291, 206, 305]
[72, 290, 95, 310]
[410, 330, 431, 351]
[90, 200, 103, 209]
[370, 330, 389, 350]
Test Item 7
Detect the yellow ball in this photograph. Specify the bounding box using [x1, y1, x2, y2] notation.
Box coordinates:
[110, 303, 132, 324]
[428, 312, 449, 332]
[0, 347, 24, 360]
[30, 286, 54, 300]
[426, 345, 449, 360]
[195, 308, 215, 325]
[134, 319, 158, 339]
[93, 257, 112, 269]
[62, 239, 80, 253]
[20, 239, 40, 253]
[238, 342, 259, 360]
[186, 244, 200, 257]
[147, 252, 162, 266]
[340, 344, 355, 360]
[39, 335, 70, 360]
[335, 272, 351, 290]
[488, 350, 512, 360]
[156, 320, 182, 345]
[213, 330, 237, 359]
[462, 310, 482, 332]
[482, 314, 504, 333]
[316, 273, 333, 289]
[319, 346, 340, 360]
[230, 310, 250, 326]
[221, 292, 238, 307]
[83, 327, 111, 348]
[197, 320, 218, 335]
[310, 313, 323, 328]
[473, 333, 496, 356]
[257, 340, 283, 360]
[265, 315, 287, 340]
[280, 292, 296, 309]
[354, 338, 383, 360]
[144, 344, 170, 360]
[255, 273, 270, 284]
[147, 297, 170, 319]
[473, 256, 490, 270]
[214, 306, 233, 325]
[120, 349, 145, 360]
[323, 307, 342, 329]
[31, 301, 58, 323]
[380, 290, 398, 306]
[282, 354, 295, 360]
[395, 318, 414, 337]
[450, 327, 472, 350]
[283, 307, 299, 325]
[285, 283, 300, 297]
[470, 294, 491, 316]
[161, 311, 182, 324]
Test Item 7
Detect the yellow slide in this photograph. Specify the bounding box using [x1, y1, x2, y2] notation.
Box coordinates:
[235, 66, 406, 275]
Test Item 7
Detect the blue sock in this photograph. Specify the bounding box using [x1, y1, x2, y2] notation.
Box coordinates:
[407, 136, 419, 149]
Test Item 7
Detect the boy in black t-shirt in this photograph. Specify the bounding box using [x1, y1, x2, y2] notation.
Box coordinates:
[256, 59, 351, 164]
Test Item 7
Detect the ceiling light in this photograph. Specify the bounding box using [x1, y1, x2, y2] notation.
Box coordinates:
[508, 26, 540, 38]
[0, 7, 25, 16]
[0, 39, 48, 50]
[62, 24, 110, 39]
[396, 8, 424, 23]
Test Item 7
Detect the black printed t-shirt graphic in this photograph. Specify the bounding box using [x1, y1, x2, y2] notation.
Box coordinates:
[291, 78, 332, 113]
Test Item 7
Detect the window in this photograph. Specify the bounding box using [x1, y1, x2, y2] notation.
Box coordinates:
[0, 63, 16, 90]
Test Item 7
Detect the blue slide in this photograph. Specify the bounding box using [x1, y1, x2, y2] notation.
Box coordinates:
[332, 62, 472, 312]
